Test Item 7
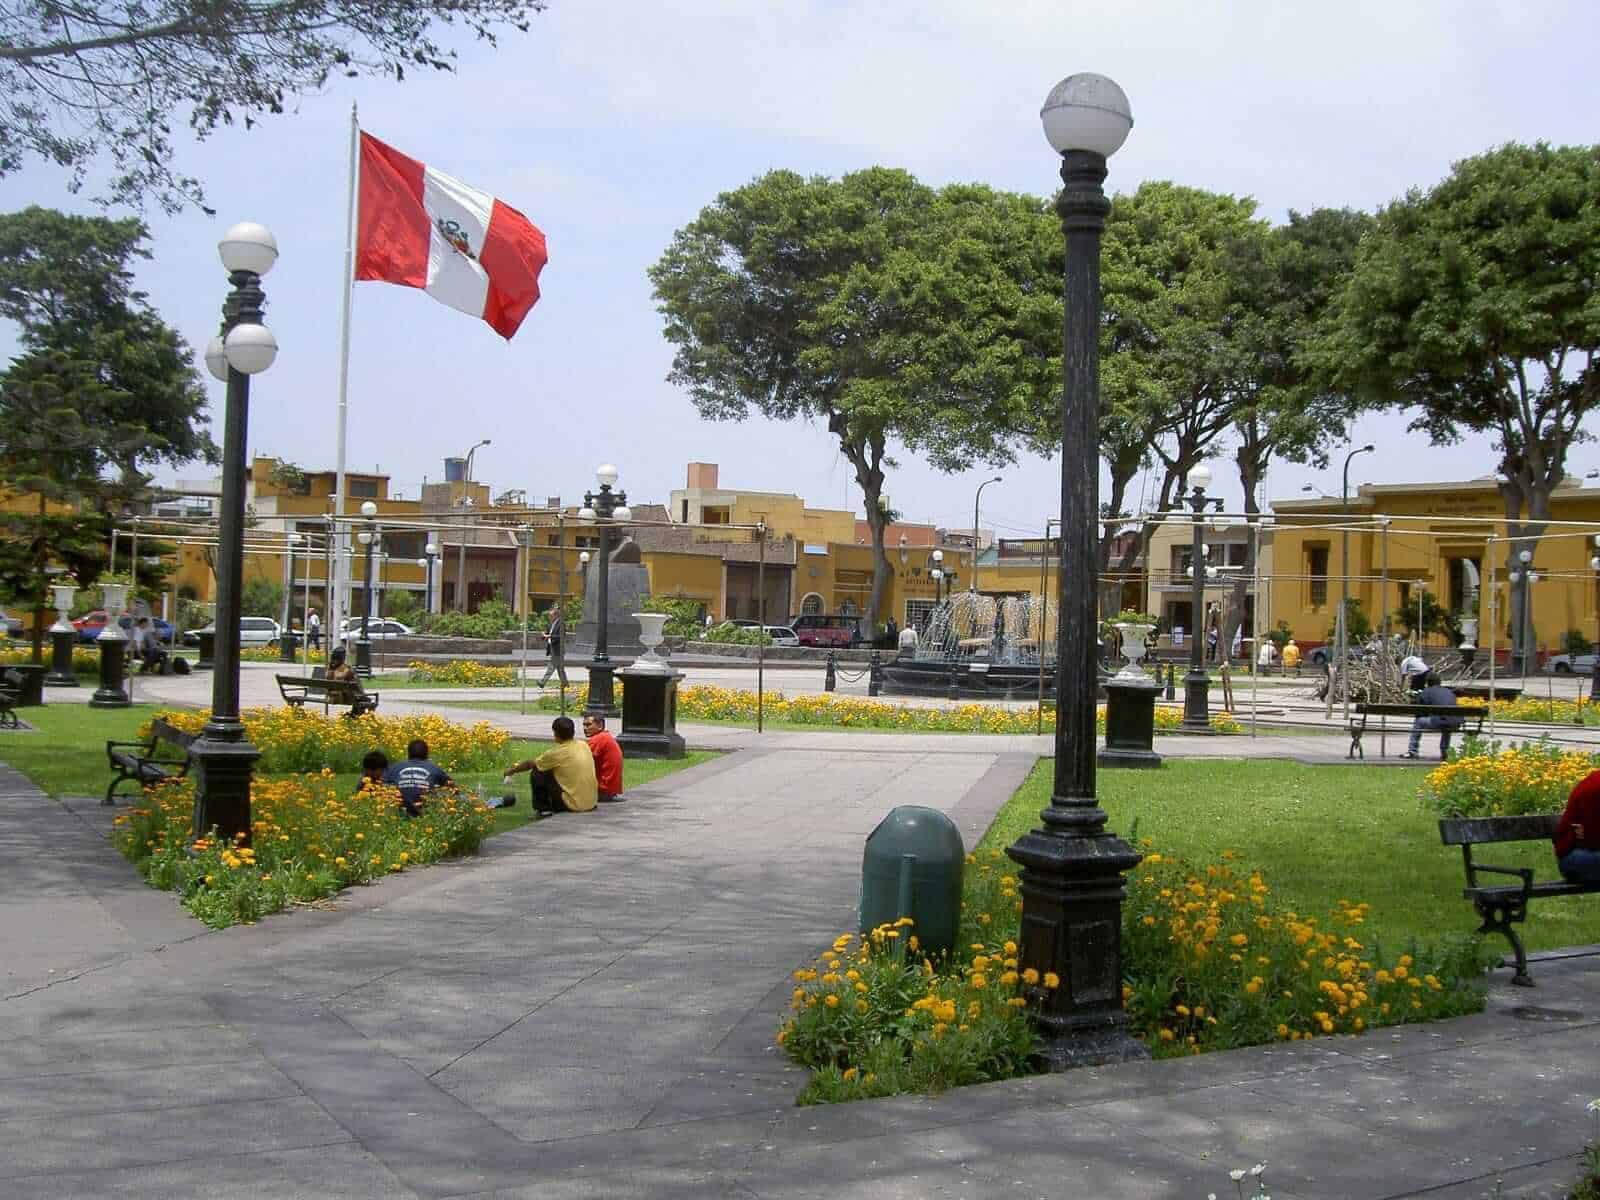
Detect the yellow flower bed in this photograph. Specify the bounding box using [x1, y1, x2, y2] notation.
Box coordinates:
[1420, 739, 1598, 817]
[406, 659, 517, 687]
[241, 645, 326, 664]
[1486, 695, 1600, 725]
[0, 644, 98, 672]
[114, 772, 493, 928]
[543, 684, 1241, 735]
[148, 707, 510, 774]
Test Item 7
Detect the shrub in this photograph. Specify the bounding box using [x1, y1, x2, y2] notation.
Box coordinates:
[640, 596, 705, 639]
[147, 707, 510, 774]
[114, 773, 493, 928]
[704, 621, 771, 645]
[1420, 737, 1597, 818]
[417, 597, 527, 639]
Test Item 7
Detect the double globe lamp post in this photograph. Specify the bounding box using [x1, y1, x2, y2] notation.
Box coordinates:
[1003, 73, 1147, 1069]
[577, 464, 631, 718]
[192, 221, 278, 844]
[355, 501, 380, 677]
[1508, 548, 1537, 677]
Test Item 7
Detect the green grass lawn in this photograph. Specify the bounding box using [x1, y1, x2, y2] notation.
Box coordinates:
[0, 704, 717, 835]
[980, 758, 1600, 956]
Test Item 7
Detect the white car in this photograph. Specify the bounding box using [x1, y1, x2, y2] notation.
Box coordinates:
[183, 616, 282, 647]
[340, 618, 412, 641]
[764, 625, 799, 647]
[1545, 652, 1597, 674]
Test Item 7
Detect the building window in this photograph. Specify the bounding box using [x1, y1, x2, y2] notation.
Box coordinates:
[799, 592, 824, 616]
[349, 479, 379, 499]
[1307, 546, 1329, 608]
[1448, 557, 1482, 612]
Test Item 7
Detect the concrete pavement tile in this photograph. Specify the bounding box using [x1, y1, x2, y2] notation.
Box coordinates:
[0, 1055, 298, 1120]
[1398, 1156, 1588, 1200]
[447, 1162, 761, 1200]
[0, 1021, 255, 1079]
[8, 1142, 418, 1200]
[0, 1095, 350, 1177]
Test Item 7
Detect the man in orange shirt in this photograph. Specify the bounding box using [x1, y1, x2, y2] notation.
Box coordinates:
[583, 714, 624, 802]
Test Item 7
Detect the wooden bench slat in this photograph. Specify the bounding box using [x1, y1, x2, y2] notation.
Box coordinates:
[1439, 814, 1560, 844]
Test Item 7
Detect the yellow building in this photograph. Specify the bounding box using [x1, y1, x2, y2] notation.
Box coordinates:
[1269, 477, 1600, 660]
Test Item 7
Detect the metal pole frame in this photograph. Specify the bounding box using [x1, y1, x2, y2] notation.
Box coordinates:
[757, 523, 766, 733]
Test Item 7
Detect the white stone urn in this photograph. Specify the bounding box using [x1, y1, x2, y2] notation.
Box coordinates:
[631, 612, 670, 672]
[50, 584, 76, 633]
[1458, 618, 1479, 649]
[97, 582, 130, 642]
[1113, 622, 1156, 679]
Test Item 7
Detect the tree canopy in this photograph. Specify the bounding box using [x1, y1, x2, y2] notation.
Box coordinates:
[0, 0, 546, 212]
[1312, 141, 1600, 656]
[649, 166, 1061, 629]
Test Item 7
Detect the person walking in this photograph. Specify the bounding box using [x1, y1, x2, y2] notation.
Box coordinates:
[307, 609, 321, 651]
[538, 603, 568, 688]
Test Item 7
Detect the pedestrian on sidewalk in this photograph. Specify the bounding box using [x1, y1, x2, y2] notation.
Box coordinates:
[307, 609, 321, 651]
[538, 603, 568, 688]
[1554, 767, 1600, 883]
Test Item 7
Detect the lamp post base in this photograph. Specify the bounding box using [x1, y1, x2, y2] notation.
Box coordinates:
[1180, 669, 1212, 732]
[90, 639, 130, 709]
[189, 724, 260, 845]
[355, 638, 372, 678]
[194, 631, 215, 671]
[585, 659, 620, 718]
[1098, 676, 1162, 768]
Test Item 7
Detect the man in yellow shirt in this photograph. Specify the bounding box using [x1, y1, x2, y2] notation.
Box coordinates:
[503, 716, 597, 814]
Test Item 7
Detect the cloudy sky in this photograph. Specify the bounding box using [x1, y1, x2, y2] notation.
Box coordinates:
[6, 0, 1599, 540]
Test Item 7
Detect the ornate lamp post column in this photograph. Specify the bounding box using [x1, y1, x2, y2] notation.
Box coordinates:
[931, 549, 945, 602]
[423, 540, 440, 615]
[455, 438, 490, 611]
[1339, 443, 1375, 726]
[355, 501, 378, 678]
[1181, 465, 1223, 731]
[1005, 72, 1146, 1069]
[1589, 537, 1600, 704]
[191, 221, 277, 843]
[578, 464, 632, 717]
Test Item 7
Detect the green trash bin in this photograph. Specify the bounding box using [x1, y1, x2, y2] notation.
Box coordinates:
[859, 805, 964, 960]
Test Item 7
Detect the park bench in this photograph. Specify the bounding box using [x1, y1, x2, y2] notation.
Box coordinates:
[0, 668, 21, 730]
[276, 672, 379, 717]
[1438, 813, 1600, 986]
[104, 717, 196, 805]
[1347, 701, 1486, 759]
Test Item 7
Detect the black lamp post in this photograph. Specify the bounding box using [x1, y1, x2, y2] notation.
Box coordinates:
[1181, 464, 1223, 731]
[1338, 443, 1375, 725]
[190, 221, 277, 843]
[972, 476, 1002, 591]
[578, 463, 631, 718]
[1005, 72, 1146, 1069]
[931, 549, 946, 603]
[455, 439, 490, 611]
[1590, 537, 1600, 704]
[355, 501, 378, 678]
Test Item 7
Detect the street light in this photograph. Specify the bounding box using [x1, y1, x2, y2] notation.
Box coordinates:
[1589, 536, 1600, 704]
[972, 476, 1002, 592]
[578, 464, 631, 717]
[190, 221, 277, 844]
[1337, 443, 1375, 724]
[1181, 463, 1224, 731]
[1508, 547, 1538, 677]
[931, 549, 945, 603]
[456, 438, 491, 611]
[355, 500, 378, 677]
[1005, 72, 1145, 1070]
[280, 530, 302, 663]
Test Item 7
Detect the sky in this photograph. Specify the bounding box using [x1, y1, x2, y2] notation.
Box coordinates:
[5, 0, 1600, 543]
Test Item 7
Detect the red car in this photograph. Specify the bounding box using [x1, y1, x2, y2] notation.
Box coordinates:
[791, 614, 862, 648]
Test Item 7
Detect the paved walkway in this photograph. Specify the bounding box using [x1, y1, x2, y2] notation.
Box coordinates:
[2, 682, 1598, 1196]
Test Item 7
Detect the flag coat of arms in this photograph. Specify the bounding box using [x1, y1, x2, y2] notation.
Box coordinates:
[355, 132, 548, 339]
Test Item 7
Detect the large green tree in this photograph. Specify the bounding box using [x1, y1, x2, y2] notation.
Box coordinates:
[0, 0, 547, 212]
[649, 167, 1061, 632]
[1313, 142, 1600, 665]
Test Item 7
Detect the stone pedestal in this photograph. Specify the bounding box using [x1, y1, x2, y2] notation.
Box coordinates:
[46, 629, 78, 687]
[194, 630, 216, 671]
[616, 664, 686, 759]
[1098, 675, 1162, 769]
[90, 634, 129, 709]
[572, 562, 650, 659]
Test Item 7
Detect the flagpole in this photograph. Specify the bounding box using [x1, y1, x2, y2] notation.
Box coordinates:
[332, 101, 359, 651]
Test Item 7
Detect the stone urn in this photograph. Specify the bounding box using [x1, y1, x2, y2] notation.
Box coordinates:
[1113, 622, 1156, 680]
[630, 612, 671, 673]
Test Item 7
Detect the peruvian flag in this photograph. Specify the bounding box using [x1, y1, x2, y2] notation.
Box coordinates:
[355, 132, 548, 339]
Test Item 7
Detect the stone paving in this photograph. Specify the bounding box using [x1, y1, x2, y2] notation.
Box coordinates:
[1, 670, 1598, 1197]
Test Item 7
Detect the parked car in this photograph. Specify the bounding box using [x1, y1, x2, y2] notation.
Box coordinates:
[2, 611, 22, 639]
[339, 618, 412, 641]
[764, 625, 799, 647]
[183, 617, 281, 647]
[1545, 652, 1598, 674]
[790, 614, 863, 648]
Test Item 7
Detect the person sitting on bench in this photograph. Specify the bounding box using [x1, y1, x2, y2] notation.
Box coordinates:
[135, 618, 169, 673]
[326, 646, 357, 682]
[1555, 767, 1600, 883]
[1406, 672, 1464, 760]
[503, 717, 597, 815]
[381, 738, 451, 817]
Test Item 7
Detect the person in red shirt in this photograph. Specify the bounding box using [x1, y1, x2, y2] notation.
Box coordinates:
[583, 714, 624, 803]
[1554, 768, 1600, 883]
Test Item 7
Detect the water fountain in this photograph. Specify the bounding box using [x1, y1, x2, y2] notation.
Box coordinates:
[882, 591, 1061, 699]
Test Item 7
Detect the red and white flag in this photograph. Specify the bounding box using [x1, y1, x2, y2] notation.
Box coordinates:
[355, 132, 548, 339]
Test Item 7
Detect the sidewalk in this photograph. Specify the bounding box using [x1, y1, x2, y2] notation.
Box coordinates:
[2, 723, 1597, 1197]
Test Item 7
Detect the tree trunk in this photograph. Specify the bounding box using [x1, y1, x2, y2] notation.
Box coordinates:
[836, 426, 888, 644]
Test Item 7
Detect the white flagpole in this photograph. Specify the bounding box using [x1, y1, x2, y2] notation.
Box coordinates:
[331, 101, 359, 652]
